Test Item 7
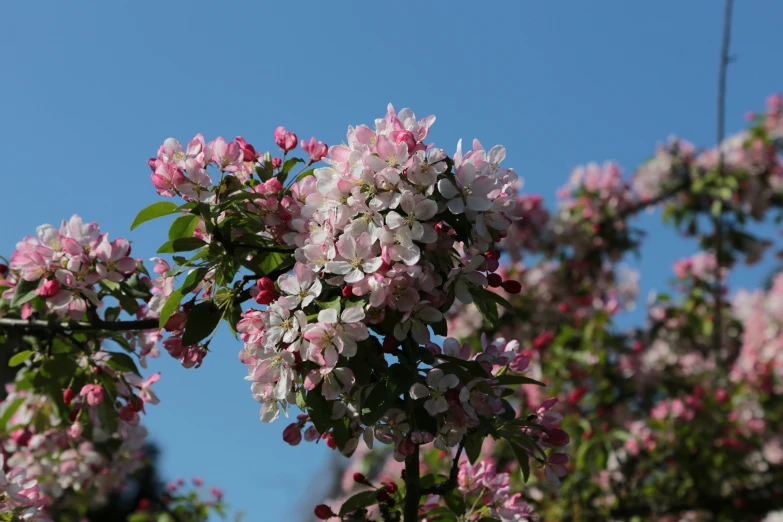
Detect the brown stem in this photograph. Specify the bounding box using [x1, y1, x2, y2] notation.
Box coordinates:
[421, 438, 465, 496]
[403, 444, 421, 522]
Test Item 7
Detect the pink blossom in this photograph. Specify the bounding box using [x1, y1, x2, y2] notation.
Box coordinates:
[79, 384, 104, 407]
[301, 137, 328, 163]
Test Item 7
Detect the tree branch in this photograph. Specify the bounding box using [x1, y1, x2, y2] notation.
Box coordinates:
[421, 438, 465, 496]
[0, 317, 161, 332]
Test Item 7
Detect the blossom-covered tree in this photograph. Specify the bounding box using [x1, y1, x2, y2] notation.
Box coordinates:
[0, 102, 561, 522]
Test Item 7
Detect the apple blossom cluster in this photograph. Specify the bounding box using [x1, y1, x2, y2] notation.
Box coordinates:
[0, 369, 155, 520]
[227, 106, 541, 452]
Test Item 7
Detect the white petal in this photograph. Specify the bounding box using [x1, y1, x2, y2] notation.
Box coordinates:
[437, 179, 459, 199]
[409, 383, 431, 400]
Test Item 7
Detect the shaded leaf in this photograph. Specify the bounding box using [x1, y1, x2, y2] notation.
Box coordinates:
[181, 301, 221, 346]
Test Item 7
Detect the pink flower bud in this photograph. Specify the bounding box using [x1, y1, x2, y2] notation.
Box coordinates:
[192, 477, 204, 486]
[210, 487, 224, 500]
[254, 277, 276, 305]
[301, 137, 329, 162]
[282, 423, 302, 446]
[39, 279, 60, 298]
[341, 285, 353, 298]
[272, 157, 282, 169]
[314, 505, 334, 520]
[501, 280, 522, 294]
[235, 136, 258, 162]
[67, 422, 83, 439]
[274, 126, 298, 152]
[63, 388, 75, 405]
[393, 130, 416, 152]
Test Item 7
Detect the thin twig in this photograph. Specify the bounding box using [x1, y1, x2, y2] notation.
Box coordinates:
[421, 438, 466, 496]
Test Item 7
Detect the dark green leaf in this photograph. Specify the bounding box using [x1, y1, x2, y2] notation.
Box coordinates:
[483, 289, 515, 314]
[464, 431, 483, 464]
[168, 214, 201, 241]
[509, 441, 531, 482]
[181, 301, 222, 346]
[10, 278, 40, 307]
[494, 374, 545, 387]
[443, 488, 466, 515]
[339, 490, 379, 517]
[305, 386, 332, 435]
[472, 287, 499, 325]
[131, 201, 179, 230]
[420, 474, 448, 490]
[105, 352, 140, 375]
[97, 400, 118, 434]
[8, 350, 33, 367]
[157, 237, 206, 253]
[431, 318, 448, 337]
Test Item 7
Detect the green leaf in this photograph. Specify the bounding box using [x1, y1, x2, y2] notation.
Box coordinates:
[131, 201, 179, 230]
[105, 352, 140, 375]
[361, 380, 393, 426]
[0, 397, 26, 430]
[181, 301, 222, 346]
[159, 267, 208, 328]
[10, 278, 40, 307]
[431, 318, 448, 337]
[315, 295, 342, 313]
[8, 350, 33, 367]
[257, 251, 292, 275]
[296, 388, 307, 411]
[97, 399, 118, 433]
[483, 289, 515, 314]
[422, 508, 458, 522]
[332, 416, 352, 453]
[168, 214, 201, 241]
[443, 488, 466, 515]
[305, 386, 332, 435]
[104, 307, 121, 322]
[157, 237, 206, 253]
[464, 431, 483, 464]
[278, 157, 305, 185]
[420, 473, 448, 490]
[295, 168, 315, 182]
[471, 287, 498, 325]
[339, 490, 379, 517]
[159, 289, 184, 329]
[494, 374, 545, 387]
[509, 441, 531, 482]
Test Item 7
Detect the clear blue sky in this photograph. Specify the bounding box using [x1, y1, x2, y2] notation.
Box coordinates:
[2, 2, 783, 520]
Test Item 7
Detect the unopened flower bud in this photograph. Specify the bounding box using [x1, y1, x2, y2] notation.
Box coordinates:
[501, 280, 522, 294]
[39, 279, 60, 298]
[282, 423, 302, 446]
[314, 505, 334, 519]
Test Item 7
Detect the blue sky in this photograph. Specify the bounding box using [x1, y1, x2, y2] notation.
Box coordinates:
[2, 1, 783, 520]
